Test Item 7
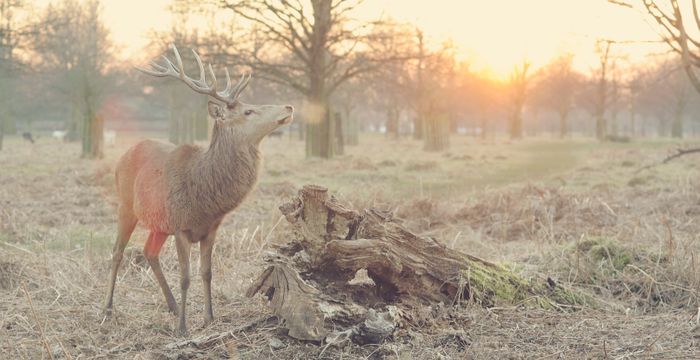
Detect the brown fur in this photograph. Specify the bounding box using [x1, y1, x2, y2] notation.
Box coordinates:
[103, 100, 293, 336]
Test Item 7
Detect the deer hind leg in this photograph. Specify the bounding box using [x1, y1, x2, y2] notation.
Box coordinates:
[143, 231, 177, 314]
[103, 206, 137, 316]
[174, 231, 192, 336]
[200, 228, 218, 326]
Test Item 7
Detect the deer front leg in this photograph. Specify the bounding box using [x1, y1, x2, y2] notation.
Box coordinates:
[200, 228, 217, 326]
[174, 232, 192, 336]
[102, 207, 137, 317]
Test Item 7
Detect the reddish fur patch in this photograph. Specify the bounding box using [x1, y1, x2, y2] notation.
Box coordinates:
[143, 232, 168, 258]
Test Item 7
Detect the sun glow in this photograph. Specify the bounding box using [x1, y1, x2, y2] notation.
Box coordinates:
[84, 0, 663, 79]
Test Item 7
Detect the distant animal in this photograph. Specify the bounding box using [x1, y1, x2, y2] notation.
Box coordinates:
[268, 129, 284, 138]
[102, 44, 294, 336]
[22, 132, 35, 144]
[104, 130, 116, 146]
[52, 130, 67, 142]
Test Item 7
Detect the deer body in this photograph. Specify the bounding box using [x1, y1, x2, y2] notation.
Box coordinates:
[120, 139, 259, 235]
[103, 45, 293, 336]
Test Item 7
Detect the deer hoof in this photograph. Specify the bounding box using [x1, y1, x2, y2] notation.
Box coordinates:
[167, 304, 178, 315]
[101, 307, 113, 319]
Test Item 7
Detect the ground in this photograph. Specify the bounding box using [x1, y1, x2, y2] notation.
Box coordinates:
[1, 133, 700, 359]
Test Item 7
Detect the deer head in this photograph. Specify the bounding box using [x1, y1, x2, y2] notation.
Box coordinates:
[137, 44, 293, 145]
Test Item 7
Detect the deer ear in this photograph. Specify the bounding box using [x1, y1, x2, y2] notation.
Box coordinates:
[208, 101, 224, 119]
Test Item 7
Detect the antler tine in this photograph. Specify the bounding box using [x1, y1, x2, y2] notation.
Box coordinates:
[207, 64, 218, 91]
[190, 49, 209, 87]
[218, 68, 233, 98]
[170, 44, 188, 81]
[136, 44, 248, 105]
[232, 72, 252, 100]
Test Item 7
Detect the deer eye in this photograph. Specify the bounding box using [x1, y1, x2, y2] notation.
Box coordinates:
[244, 109, 254, 116]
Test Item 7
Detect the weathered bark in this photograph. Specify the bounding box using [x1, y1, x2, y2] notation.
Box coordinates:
[423, 113, 449, 151]
[304, 0, 334, 159]
[247, 185, 591, 344]
[305, 99, 334, 158]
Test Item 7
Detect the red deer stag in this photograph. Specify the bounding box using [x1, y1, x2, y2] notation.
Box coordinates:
[102, 45, 293, 336]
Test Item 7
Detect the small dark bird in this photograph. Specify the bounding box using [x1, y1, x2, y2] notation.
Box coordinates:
[22, 132, 35, 144]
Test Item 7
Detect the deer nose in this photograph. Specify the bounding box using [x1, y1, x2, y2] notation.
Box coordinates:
[285, 105, 294, 112]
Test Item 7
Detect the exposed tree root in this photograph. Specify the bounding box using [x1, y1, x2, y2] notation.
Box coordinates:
[247, 185, 593, 343]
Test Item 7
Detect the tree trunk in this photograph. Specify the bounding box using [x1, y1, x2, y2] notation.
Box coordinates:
[595, 113, 606, 140]
[246, 185, 593, 343]
[657, 116, 669, 137]
[629, 110, 636, 137]
[509, 111, 523, 139]
[343, 108, 359, 146]
[413, 116, 423, 139]
[672, 114, 683, 138]
[672, 98, 685, 139]
[66, 103, 81, 142]
[609, 112, 619, 137]
[559, 111, 569, 138]
[334, 111, 344, 156]
[423, 112, 449, 151]
[305, 99, 334, 159]
[82, 111, 103, 159]
[386, 107, 399, 139]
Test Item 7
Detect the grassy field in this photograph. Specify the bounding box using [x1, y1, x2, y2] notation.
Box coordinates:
[2, 133, 700, 358]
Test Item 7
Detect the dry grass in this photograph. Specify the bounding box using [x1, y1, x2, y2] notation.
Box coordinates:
[2, 134, 700, 358]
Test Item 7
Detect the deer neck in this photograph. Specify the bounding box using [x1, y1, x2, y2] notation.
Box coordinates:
[198, 126, 261, 216]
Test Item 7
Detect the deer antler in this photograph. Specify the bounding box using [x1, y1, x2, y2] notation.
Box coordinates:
[137, 44, 251, 105]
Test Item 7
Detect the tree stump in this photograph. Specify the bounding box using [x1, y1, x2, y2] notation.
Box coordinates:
[247, 185, 591, 343]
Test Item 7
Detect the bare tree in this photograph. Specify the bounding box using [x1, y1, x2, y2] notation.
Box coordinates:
[629, 0, 700, 94]
[364, 23, 413, 140]
[531, 55, 582, 137]
[593, 40, 614, 140]
[0, 0, 28, 150]
[507, 61, 531, 139]
[34, 0, 113, 158]
[185, 0, 403, 158]
[332, 76, 368, 145]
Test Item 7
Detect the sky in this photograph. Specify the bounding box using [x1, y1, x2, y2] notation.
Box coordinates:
[94, 0, 664, 79]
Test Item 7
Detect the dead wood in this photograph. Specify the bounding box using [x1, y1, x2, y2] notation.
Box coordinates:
[636, 147, 700, 173]
[247, 185, 591, 344]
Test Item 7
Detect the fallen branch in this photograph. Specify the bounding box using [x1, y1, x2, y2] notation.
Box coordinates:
[636, 147, 700, 173]
[661, 147, 700, 164]
[164, 316, 276, 350]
